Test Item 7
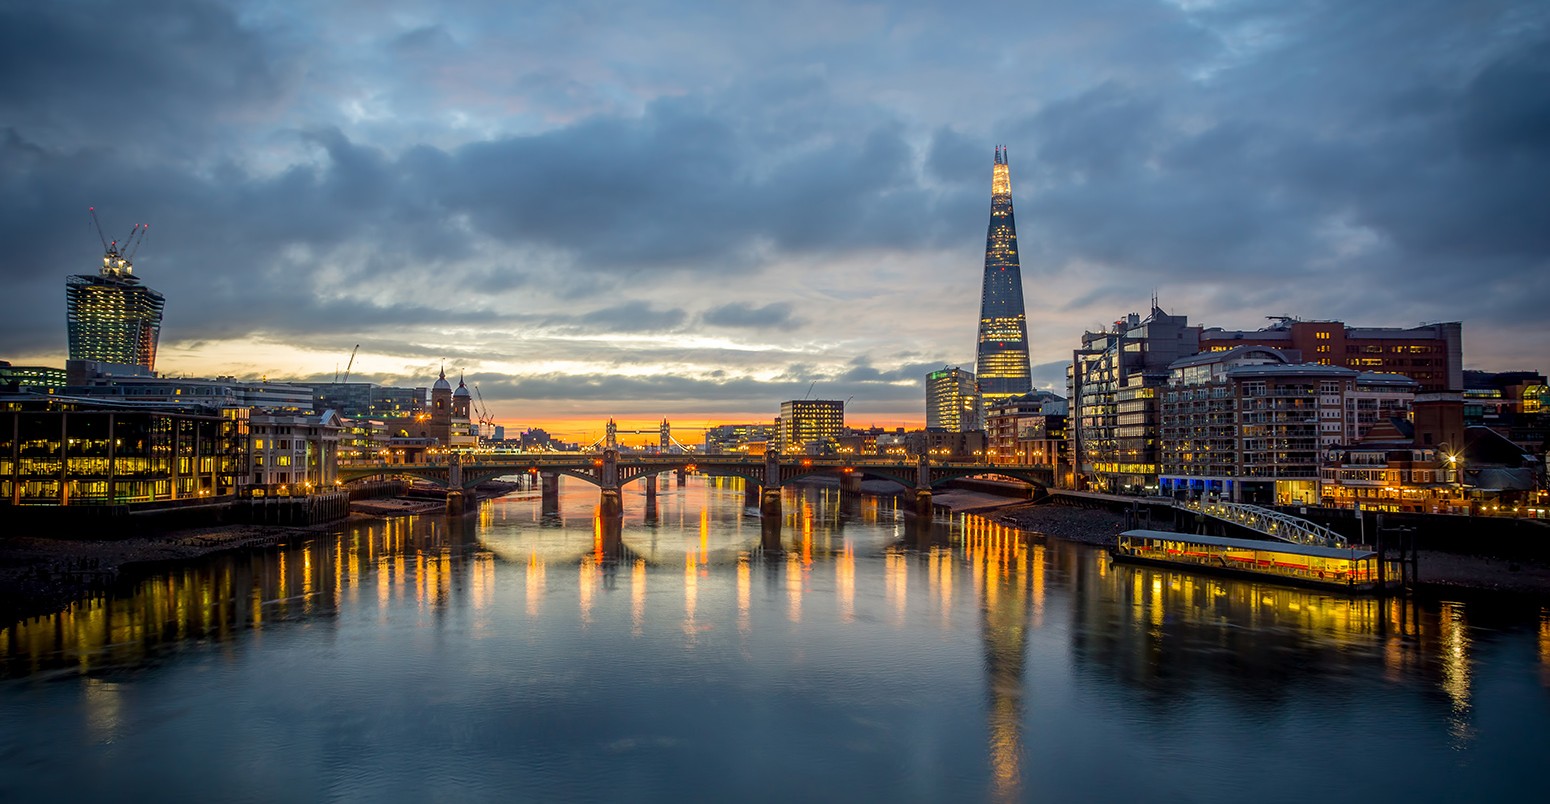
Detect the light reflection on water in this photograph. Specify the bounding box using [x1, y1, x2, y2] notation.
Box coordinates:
[1, 477, 1549, 802]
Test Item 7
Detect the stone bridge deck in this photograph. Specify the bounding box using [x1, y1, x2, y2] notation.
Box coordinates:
[338, 451, 1053, 518]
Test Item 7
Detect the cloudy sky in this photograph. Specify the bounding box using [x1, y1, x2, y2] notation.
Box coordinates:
[2, 0, 1546, 442]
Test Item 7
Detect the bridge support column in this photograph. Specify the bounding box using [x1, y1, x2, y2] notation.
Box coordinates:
[913, 487, 934, 518]
[840, 473, 862, 497]
[599, 448, 622, 517]
[743, 481, 760, 509]
[643, 474, 658, 520]
[540, 472, 559, 514]
[600, 487, 623, 518]
[760, 487, 782, 521]
[675, 468, 687, 487]
[446, 489, 467, 517]
[761, 450, 782, 521]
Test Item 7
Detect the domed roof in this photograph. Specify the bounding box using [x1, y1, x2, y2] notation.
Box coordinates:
[454, 373, 470, 397]
[432, 366, 452, 392]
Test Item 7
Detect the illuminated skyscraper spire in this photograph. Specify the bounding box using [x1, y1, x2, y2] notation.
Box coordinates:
[974, 145, 1032, 406]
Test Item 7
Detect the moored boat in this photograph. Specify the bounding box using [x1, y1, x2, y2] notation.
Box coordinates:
[1111, 529, 1402, 593]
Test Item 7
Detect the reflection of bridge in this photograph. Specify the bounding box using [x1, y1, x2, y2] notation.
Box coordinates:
[338, 450, 1053, 517]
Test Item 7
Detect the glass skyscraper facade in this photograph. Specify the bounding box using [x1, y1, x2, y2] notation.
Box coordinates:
[66, 250, 165, 371]
[975, 145, 1032, 408]
[926, 366, 981, 432]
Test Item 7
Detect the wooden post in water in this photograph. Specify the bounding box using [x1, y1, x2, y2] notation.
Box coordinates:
[1375, 512, 1386, 591]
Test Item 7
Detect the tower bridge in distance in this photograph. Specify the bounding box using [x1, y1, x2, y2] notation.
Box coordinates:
[337, 451, 1054, 519]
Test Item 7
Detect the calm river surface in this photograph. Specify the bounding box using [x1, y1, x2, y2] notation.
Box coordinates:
[3, 478, 1549, 802]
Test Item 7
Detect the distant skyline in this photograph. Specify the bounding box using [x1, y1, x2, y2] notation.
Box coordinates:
[3, 1, 1546, 441]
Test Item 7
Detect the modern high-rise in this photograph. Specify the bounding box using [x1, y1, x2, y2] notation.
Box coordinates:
[974, 145, 1032, 408]
[66, 240, 164, 372]
[777, 400, 844, 454]
[1067, 306, 1201, 494]
[926, 366, 982, 432]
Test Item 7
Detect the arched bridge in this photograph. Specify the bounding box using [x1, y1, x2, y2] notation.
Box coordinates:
[338, 450, 1053, 517]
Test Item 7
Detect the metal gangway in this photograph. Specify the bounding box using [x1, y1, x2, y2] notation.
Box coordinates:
[1177, 498, 1348, 548]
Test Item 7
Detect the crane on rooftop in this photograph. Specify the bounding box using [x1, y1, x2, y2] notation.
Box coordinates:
[341, 344, 359, 384]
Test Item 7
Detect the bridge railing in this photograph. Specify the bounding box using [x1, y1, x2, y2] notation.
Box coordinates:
[1178, 498, 1348, 548]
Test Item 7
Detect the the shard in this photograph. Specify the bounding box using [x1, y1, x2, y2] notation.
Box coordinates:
[974, 145, 1032, 407]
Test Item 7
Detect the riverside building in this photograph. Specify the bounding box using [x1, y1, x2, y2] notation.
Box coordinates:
[926, 366, 982, 432]
[985, 390, 1067, 470]
[1158, 345, 1418, 505]
[1199, 318, 1463, 392]
[1, 394, 244, 505]
[777, 400, 844, 454]
[1068, 305, 1200, 494]
[248, 411, 342, 492]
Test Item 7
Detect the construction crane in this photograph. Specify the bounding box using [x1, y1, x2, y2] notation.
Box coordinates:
[473, 384, 495, 427]
[472, 384, 498, 443]
[341, 344, 359, 384]
[88, 207, 110, 251]
[87, 208, 149, 275]
[123, 223, 149, 260]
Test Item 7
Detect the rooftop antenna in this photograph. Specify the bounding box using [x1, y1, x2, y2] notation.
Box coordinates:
[803, 381, 816, 400]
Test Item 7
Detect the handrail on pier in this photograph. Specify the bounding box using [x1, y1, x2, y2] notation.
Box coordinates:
[1177, 498, 1348, 548]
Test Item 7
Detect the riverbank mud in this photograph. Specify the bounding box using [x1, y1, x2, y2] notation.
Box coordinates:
[0, 517, 376, 626]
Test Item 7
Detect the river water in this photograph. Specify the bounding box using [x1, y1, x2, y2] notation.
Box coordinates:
[3, 478, 1548, 802]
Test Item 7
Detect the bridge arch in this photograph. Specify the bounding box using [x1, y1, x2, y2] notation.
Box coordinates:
[339, 467, 450, 487]
[925, 466, 1051, 490]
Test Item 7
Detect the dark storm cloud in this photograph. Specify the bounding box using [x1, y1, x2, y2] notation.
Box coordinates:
[1009, 2, 1550, 336]
[2, 0, 1547, 391]
[0, 0, 293, 156]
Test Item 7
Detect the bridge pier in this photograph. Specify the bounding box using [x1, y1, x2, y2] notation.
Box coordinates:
[760, 487, 782, 521]
[913, 487, 934, 518]
[675, 468, 687, 487]
[600, 487, 623, 517]
[643, 474, 658, 520]
[840, 472, 862, 497]
[743, 481, 760, 509]
[446, 489, 467, 517]
[540, 472, 560, 514]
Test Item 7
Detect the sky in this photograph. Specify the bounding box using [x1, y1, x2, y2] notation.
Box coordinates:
[2, 0, 1546, 444]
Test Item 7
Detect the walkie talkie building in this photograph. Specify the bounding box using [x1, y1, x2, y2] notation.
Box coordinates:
[66, 242, 165, 372]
